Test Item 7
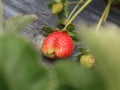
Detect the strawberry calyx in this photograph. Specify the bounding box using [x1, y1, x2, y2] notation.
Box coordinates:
[41, 23, 81, 43]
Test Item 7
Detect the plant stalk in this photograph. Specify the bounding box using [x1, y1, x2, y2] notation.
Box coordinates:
[68, 1, 80, 4]
[103, 2, 111, 22]
[65, 0, 83, 24]
[95, 0, 112, 32]
[63, 0, 92, 31]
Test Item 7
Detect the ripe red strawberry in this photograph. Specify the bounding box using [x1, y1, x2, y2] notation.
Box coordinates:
[41, 30, 74, 59]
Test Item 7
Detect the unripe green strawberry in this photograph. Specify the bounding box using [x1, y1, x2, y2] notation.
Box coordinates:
[41, 30, 74, 59]
[80, 54, 95, 68]
[52, 2, 64, 15]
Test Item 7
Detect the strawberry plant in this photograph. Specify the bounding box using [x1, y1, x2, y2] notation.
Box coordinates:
[41, 0, 92, 59]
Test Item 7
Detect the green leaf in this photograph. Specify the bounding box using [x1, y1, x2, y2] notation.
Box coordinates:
[63, 1, 69, 17]
[82, 27, 120, 90]
[58, 13, 65, 24]
[47, 0, 54, 8]
[68, 31, 78, 37]
[0, 34, 48, 90]
[79, 47, 91, 55]
[41, 26, 54, 36]
[0, 73, 9, 90]
[53, 61, 105, 90]
[57, 0, 69, 23]
[3, 15, 38, 33]
[0, 0, 3, 31]
[31, 70, 58, 90]
[72, 36, 81, 43]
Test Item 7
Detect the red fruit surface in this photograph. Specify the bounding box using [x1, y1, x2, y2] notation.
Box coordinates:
[41, 31, 74, 59]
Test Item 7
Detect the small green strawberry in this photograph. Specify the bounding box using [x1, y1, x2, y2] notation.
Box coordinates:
[80, 54, 95, 68]
[52, 2, 64, 15]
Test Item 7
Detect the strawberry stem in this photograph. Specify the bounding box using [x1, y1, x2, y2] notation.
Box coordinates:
[65, 0, 83, 25]
[63, 0, 92, 31]
[95, 0, 112, 32]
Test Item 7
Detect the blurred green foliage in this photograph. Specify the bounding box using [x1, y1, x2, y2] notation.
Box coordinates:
[82, 26, 120, 90]
[3, 15, 38, 33]
[52, 61, 105, 90]
[0, 34, 48, 90]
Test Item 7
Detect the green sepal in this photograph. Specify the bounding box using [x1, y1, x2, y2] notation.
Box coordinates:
[56, 22, 65, 29]
[79, 47, 91, 55]
[74, 47, 91, 62]
[66, 24, 75, 32]
[68, 31, 82, 43]
[41, 26, 54, 36]
[72, 36, 81, 43]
